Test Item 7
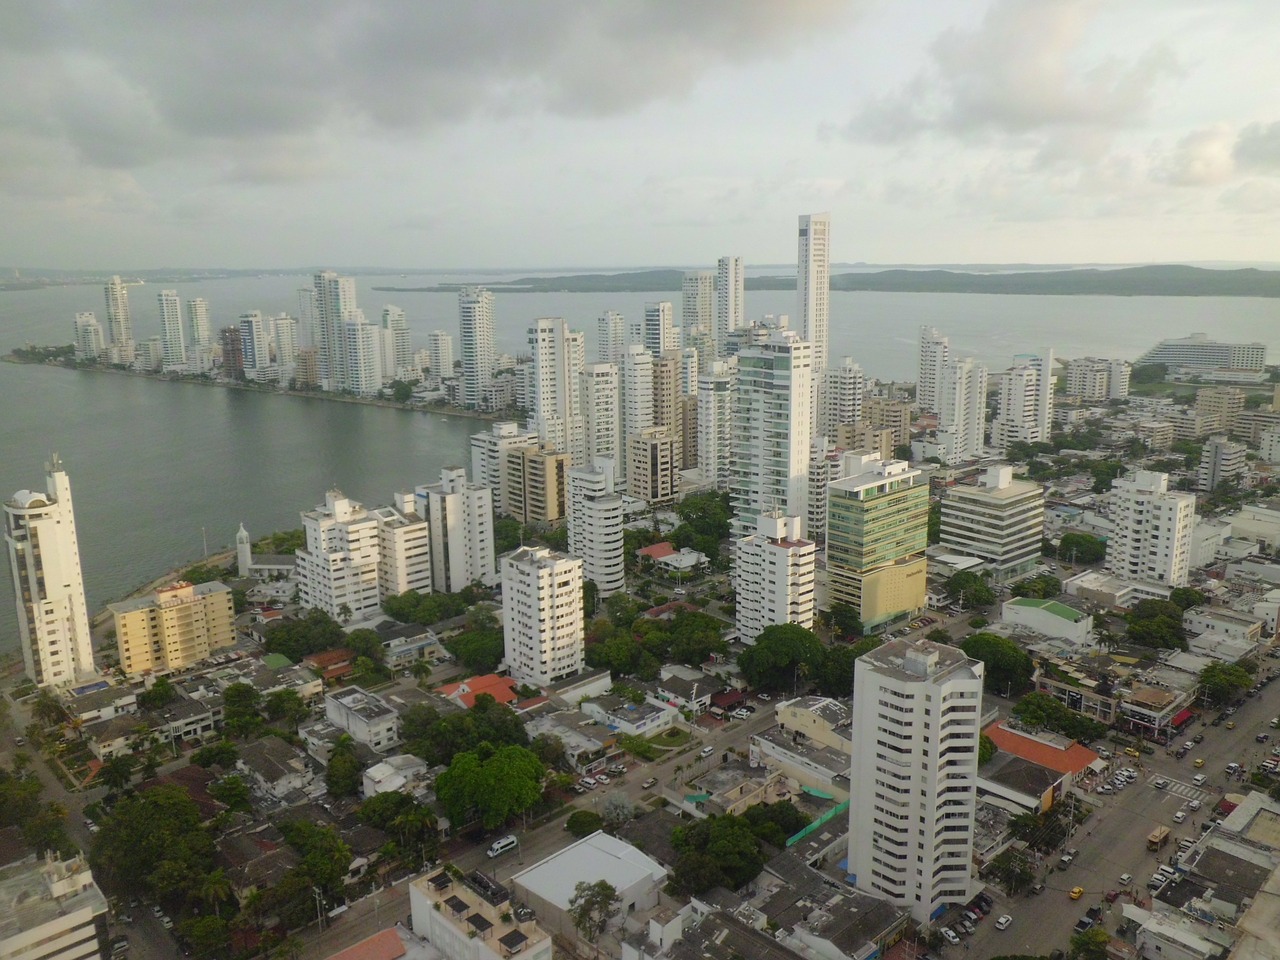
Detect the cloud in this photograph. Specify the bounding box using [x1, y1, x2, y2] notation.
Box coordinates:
[1234, 121, 1280, 173]
[1154, 125, 1236, 186]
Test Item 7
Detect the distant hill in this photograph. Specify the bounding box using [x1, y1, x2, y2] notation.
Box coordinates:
[373, 264, 1280, 297]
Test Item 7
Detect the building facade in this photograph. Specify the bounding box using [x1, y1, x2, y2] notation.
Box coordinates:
[419, 467, 497, 593]
[459, 286, 495, 409]
[991, 351, 1055, 449]
[502, 546, 585, 687]
[111, 580, 236, 675]
[734, 512, 816, 643]
[917, 326, 950, 414]
[939, 465, 1045, 581]
[566, 465, 626, 597]
[470, 421, 539, 515]
[296, 490, 382, 622]
[1105, 470, 1196, 587]
[797, 212, 830, 423]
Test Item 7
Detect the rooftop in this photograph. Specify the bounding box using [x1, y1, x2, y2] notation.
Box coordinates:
[328, 686, 396, 721]
[512, 831, 666, 911]
[982, 721, 1099, 775]
[0, 855, 108, 943]
[1008, 597, 1088, 622]
[858, 638, 978, 683]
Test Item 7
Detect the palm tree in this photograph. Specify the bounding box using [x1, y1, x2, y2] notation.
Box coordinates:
[198, 868, 233, 918]
[337, 603, 353, 625]
[410, 659, 433, 686]
[32, 691, 66, 728]
[98, 754, 135, 793]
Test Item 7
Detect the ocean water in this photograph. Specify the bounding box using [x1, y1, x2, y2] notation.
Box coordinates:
[0, 273, 1276, 657]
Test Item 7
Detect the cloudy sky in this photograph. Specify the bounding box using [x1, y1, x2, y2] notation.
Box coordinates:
[3, 0, 1279, 269]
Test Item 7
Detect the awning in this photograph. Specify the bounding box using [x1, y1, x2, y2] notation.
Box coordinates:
[1171, 709, 1194, 727]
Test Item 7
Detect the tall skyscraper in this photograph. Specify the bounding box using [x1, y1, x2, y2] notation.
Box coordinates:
[104, 275, 133, 348]
[621, 345, 655, 450]
[698, 361, 735, 490]
[567, 464, 626, 597]
[295, 490, 382, 622]
[239, 311, 271, 377]
[827, 455, 928, 629]
[653, 351, 685, 468]
[580, 362, 621, 469]
[991, 351, 1055, 449]
[470, 422, 539, 515]
[597, 311, 627, 365]
[528, 318, 586, 466]
[4, 456, 95, 687]
[157, 289, 186, 370]
[797, 213, 830, 425]
[934, 356, 989, 464]
[273, 315, 299, 377]
[820, 356, 864, 437]
[1105, 470, 1195, 586]
[219, 326, 244, 379]
[917, 326, 950, 414]
[627, 427, 677, 505]
[427, 330, 455, 377]
[641, 301, 677, 357]
[381, 305, 413, 379]
[419, 467, 498, 594]
[186, 297, 211, 350]
[345, 312, 385, 396]
[502, 546, 585, 687]
[313, 270, 359, 391]
[73, 312, 104, 362]
[733, 512, 816, 643]
[848, 639, 982, 922]
[729, 331, 813, 538]
[459, 286, 495, 409]
[715, 255, 745, 350]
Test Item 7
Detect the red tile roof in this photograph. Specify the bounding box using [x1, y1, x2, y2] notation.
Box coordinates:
[636, 541, 676, 560]
[438, 673, 519, 709]
[301, 648, 354, 669]
[983, 722, 1099, 775]
[322, 928, 406, 960]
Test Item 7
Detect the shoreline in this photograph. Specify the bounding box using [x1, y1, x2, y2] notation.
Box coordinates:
[89, 548, 239, 631]
[2, 356, 511, 425]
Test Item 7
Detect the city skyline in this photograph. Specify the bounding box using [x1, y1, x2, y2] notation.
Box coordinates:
[3, 2, 1280, 269]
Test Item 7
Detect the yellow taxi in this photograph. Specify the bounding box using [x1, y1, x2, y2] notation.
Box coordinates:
[1226, 721, 1237, 730]
[1070, 887, 1085, 900]
[1194, 758, 1205, 768]
[1124, 747, 1142, 758]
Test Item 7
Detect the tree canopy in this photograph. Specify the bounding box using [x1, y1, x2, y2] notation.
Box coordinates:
[568, 880, 621, 943]
[1010, 575, 1061, 599]
[1011, 692, 1108, 743]
[326, 735, 363, 797]
[382, 585, 490, 628]
[1057, 532, 1107, 565]
[671, 815, 767, 894]
[262, 607, 346, 662]
[737, 624, 824, 693]
[945, 571, 995, 609]
[1199, 661, 1255, 706]
[960, 633, 1035, 696]
[400, 694, 529, 767]
[1126, 598, 1187, 650]
[435, 744, 545, 829]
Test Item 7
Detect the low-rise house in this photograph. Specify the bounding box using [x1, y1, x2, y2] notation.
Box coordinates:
[299, 718, 384, 767]
[580, 695, 677, 737]
[325, 686, 400, 753]
[64, 683, 137, 726]
[362, 754, 430, 798]
[301, 648, 356, 684]
[437, 674, 519, 710]
[373, 620, 443, 669]
[410, 868, 553, 960]
[236, 737, 315, 800]
[982, 721, 1100, 788]
[1001, 597, 1093, 643]
[523, 709, 613, 773]
[651, 671, 715, 716]
[545, 668, 613, 706]
[668, 759, 783, 820]
[84, 714, 147, 761]
[214, 822, 300, 902]
[1182, 605, 1266, 646]
[1033, 659, 1120, 725]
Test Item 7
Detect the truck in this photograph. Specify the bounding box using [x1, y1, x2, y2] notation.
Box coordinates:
[1147, 825, 1171, 851]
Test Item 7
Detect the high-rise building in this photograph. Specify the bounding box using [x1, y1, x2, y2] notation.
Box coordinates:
[104, 275, 133, 349]
[1064, 357, 1131, 401]
[4, 456, 95, 687]
[528, 318, 586, 466]
[939, 465, 1045, 581]
[502, 446, 570, 525]
[827, 456, 928, 630]
[848, 639, 982, 922]
[991, 351, 1055, 449]
[733, 512, 815, 643]
[934, 356, 989, 464]
[580, 362, 621, 469]
[381, 305, 413, 379]
[296, 490, 382, 623]
[73, 312, 105, 362]
[158, 289, 186, 370]
[294, 347, 320, 389]
[313, 270, 358, 391]
[372, 494, 433, 598]
[597, 311, 627, 365]
[348, 313, 388, 397]
[863, 396, 914, 450]
[917, 326, 950, 414]
[219, 326, 243, 379]
[502, 546, 585, 687]
[0, 854, 110, 960]
[273, 314, 299, 379]
[427, 330, 455, 377]
[1195, 386, 1246, 434]
[298, 286, 319, 345]
[239, 311, 272, 378]
[627, 427, 677, 505]
[797, 212, 830, 425]
[459, 286, 496, 409]
[730, 331, 813, 538]
[418, 467, 497, 593]
[187, 297, 211, 350]
[132, 336, 163, 373]
[820, 357, 864, 437]
[1137, 333, 1266, 373]
[470, 421, 539, 514]
[698, 360, 736, 490]
[682, 270, 715, 363]
[641, 301, 677, 357]
[715, 255, 745, 351]
[111, 580, 236, 675]
[1197, 435, 1247, 493]
[567, 464, 626, 597]
[621, 345, 655, 450]
[1105, 470, 1195, 587]
[653, 350, 685, 468]
[806, 439, 853, 545]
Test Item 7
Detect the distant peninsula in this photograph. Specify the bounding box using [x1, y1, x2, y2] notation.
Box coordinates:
[373, 264, 1280, 297]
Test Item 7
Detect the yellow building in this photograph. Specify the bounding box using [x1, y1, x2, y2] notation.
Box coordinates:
[502, 446, 569, 525]
[111, 580, 235, 675]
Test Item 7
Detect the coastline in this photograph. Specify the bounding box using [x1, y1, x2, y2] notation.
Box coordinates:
[89, 548, 239, 631]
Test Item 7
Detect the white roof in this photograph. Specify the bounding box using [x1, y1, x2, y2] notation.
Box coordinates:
[512, 831, 666, 908]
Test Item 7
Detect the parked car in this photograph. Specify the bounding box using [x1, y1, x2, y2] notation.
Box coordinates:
[1119, 873, 1133, 885]
[699, 746, 715, 758]
[756, 693, 771, 701]
[595, 774, 611, 785]
[641, 777, 657, 790]
[1153, 777, 1170, 789]
[1070, 887, 1084, 900]
[995, 915, 1013, 931]
[942, 929, 961, 945]
[580, 777, 597, 788]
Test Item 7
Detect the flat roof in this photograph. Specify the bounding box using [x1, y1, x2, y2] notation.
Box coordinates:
[512, 831, 665, 910]
[1008, 597, 1087, 622]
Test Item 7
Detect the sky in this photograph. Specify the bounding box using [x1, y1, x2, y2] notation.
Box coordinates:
[3, 0, 1280, 270]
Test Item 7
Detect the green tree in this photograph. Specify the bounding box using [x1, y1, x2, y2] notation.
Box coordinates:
[927, 500, 942, 545]
[1199, 662, 1254, 706]
[979, 734, 998, 765]
[278, 819, 353, 898]
[222, 682, 263, 738]
[263, 607, 346, 661]
[98, 754, 136, 793]
[671, 815, 766, 893]
[197, 868, 233, 918]
[960, 633, 1035, 695]
[737, 624, 824, 693]
[565, 810, 604, 838]
[945, 571, 995, 609]
[326, 735, 363, 797]
[435, 744, 545, 829]
[263, 689, 309, 728]
[138, 676, 177, 711]
[989, 849, 1035, 895]
[1011, 692, 1109, 743]
[814, 645, 857, 698]
[568, 880, 622, 945]
[209, 774, 252, 812]
[1069, 927, 1111, 960]
[410, 658, 434, 684]
[180, 914, 230, 958]
[530, 733, 567, 769]
[32, 690, 66, 727]
[828, 602, 863, 639]
[1057, 532, 1107, 565]
[191, 740, 238, 768]
[90, 784, 214, 902]
[1169, 587, 1207, 610]
[742, 801, 810, 848]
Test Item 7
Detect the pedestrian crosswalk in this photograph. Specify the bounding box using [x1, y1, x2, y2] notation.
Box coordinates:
[1148, 775, 1212, 804]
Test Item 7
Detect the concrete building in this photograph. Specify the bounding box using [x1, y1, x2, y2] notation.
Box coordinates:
[158, 289, 186, 371]
[991, 351, 1055, 449]
[187, 297, 210, 350]
[682, 269, 714, 358]
[827, 456, 928, 630]
[1064, 357, 1130, 401]
[418, 467, 497, 594]
[797, 212, 830, 425]
[567, 465, 626, 597]
[4, 457, 95, 687]
[409, 867, 553, 960]
[621, 344, 655, 451]
[0, 854, 109, 960]
[380, 304, 413, 379]
[502, 446, 569, 525]
[110, 580, 236, 676]
[597, 310, 626, 365]
[344, 311, 386, 397]
[820, 356, 864, 438]
[1195, 386, 1246, 434]
[653, 350, 686, 468]
[697, 360, 736, 490]
[325, 686, 400, 753]
[1197, 434, 1247, 492]
[502, 546, 584, 687]
[459, 286, 495, 409]
[103, 274, 134, 360]
[580, 362, 621, 469]
[527, 317, 586, 466]
[73, 312, 105, 362]
[730, 330, 813, 538]
[470, 421, 539, 515]
[426, 329, 455, 377]
[716, 255, 745, 351]
[934, 356, 989, 464]
[1137, 333, 1266, 373]
[313, 270, 358, 391]
[848, 639, 982, 923]
[296, 489, 382, 623]
[640, 301, 677, 358]
[939, 465, 1045, 580]
[371, 499, 432, 598]
[733, 512, 816, 643]
[1000, 598, 1093, 643]
[917, 326, 950, 414]
[863, 396, 914, 450]
[627, 427, 677, 506]
[1106, 470, 1196, 588]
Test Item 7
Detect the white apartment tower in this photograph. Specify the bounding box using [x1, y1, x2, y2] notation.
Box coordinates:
[381, 305, 413, 379]
[296, 490, 382, 623]
[427, 330, 455, 377]
[621, 345, 655, 447]
[935, 357, 989, 464]
[1105, 470, 1196, 587]
[597, 311, 627, 365]
[682, 271, 715, 367]
[848, 639, 983, 922]
[991, 351, 1055, 449]
[821, 356, 865, 437]
[273, 314, 299, 378]
[917, 326, 950, 414]
[641, 301, 678, 357]
[939, 465, 1045, 581]
[344, 315, 388, 397]
[187, 297, 211, 349]
[239, 311, 272, 378]
[470, 422, 539, 514]
[733, 512, 816, 643]
[418, 467, 497, 593]
[698, 360, 736, 490]
[372, 495, 433, 598]
[1065, 357, 1131, 401]
[73, 312, 104, 362]
[528, 318, 587, 466]
[458, 286, 496, 409]
[580, 363, 621, 469]
[567, 464, 626, 597]
[104, 275, 133, 350]
[716, 255, 745, 351]
[797, 213, 830, 424]
[730, 331, 813, 538]
[1197, 435, 1247, 493]
[4, 457, 95, 687]
[502, 546, 585, 687]
[158, 289, 186, 370]
[313, 270, 358, 391]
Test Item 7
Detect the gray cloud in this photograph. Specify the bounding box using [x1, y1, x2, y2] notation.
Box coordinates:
[1234, 121, 1280, 172]
[1153, 125, 1236, 186]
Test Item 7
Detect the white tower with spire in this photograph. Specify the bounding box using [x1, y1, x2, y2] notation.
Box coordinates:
[236, 523, 252, 577]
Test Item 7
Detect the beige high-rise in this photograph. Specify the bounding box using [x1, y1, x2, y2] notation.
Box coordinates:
[112, 580, 235, 675]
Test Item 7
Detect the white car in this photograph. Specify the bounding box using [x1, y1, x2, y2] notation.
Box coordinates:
[1183, 741, 1195, 751]
[1192, 774, 1207, 786]
[1119, 873, 1133, 885]
[1097, 784, 1113, 795]
[942, 928, 962, 945]
[699, 746, 715, 758]
[1153, 777, 1170, 789]
[1188, 799, 1202, 811]
[995, 915, 1013, 930]
[1173, 810, 1187, 823]
[595, 774, 611, 785]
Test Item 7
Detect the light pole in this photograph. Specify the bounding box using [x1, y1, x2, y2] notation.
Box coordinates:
[312, 886, 325, 930]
